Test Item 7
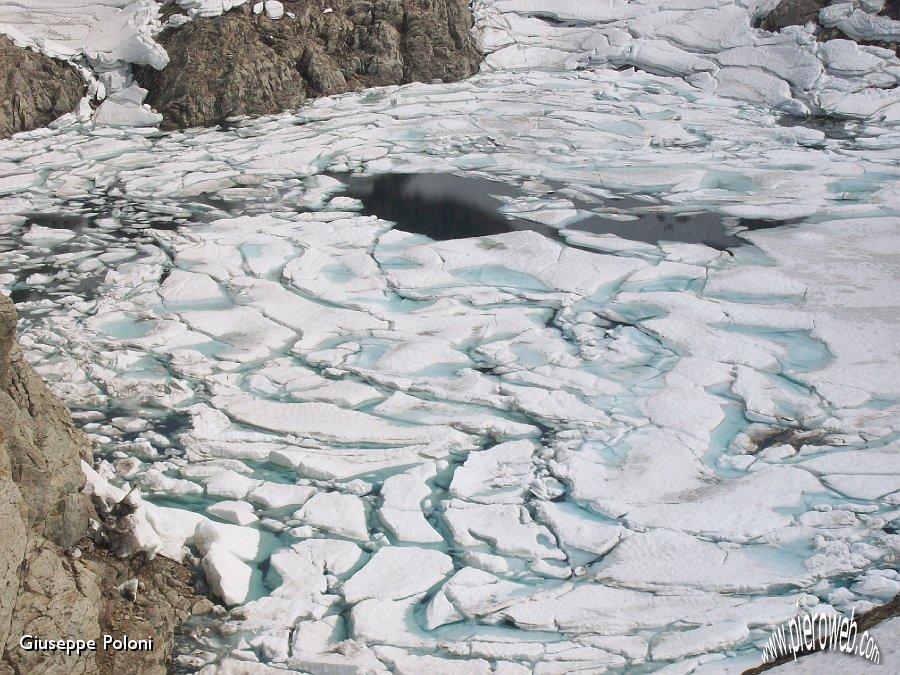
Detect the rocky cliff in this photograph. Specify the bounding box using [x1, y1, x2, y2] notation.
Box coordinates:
[136, 0, 482, 128]
[0, 293, 202, 674]
[0, 36, 85, 140]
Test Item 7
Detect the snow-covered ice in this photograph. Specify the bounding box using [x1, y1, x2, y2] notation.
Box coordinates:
[2, 0, 900, 672]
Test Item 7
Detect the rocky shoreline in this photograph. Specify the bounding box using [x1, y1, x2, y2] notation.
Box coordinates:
[3, 1, 900, 138]
[0, 293, 204, 674]
[0, 0, 482, 138]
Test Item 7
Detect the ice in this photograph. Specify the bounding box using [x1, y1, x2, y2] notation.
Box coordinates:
[715, 66, 795, 109]
[560, 427, 713, 519]
[379, 463, 444, 544]
[81, 459, 127, 507]
[202, 542, 256, 606]
[488, 0, 637, 23]
[593, 529, 811, 593]
[618, 465, 825, 542]
[631, 6, 755, 52]
[159, 270, 228, 305]
[247, 482, 316, 510]
[431, 567, 541, 623]
[535, 501, 626, 559]
[852, 569, 900, 602]
[449, 440, 537, 504]
[194, 519, 265, 562]
[81, 460, 166, 559]
[392, 654, 492, 675]
[92, 96, 163, 128]
[294, 491, 369, 541]
[473, 0, 900, 120]
[22, 224, 76, 245]
[140, 469, 204, 496]
[820, 3, 900, 42]
[208, 500, 259, 526]
[651, 621, 749, 662]
[178, 306, 295, 362]
[144, 504, 206, 560]
[178, 0, 250, 20]
[443, 502, 566, 561]
[218, 396, 472, 448]
[204, 470, 262, 500]
[0, 0, 167, 67]
[263, 0, 283, 20]
[292, 538, 365, 578]
[198, 660, 294, 675]
[822, 474, 900, 500]
[341, 546, 454, 603]
[351, 596, 438, 650]
[0, 0, 170, 131]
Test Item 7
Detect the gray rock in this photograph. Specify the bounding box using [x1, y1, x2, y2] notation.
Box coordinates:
[0, 35, 85, 139]
[136, 0, 481, 129]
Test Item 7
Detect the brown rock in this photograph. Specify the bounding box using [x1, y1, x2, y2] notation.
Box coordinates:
[758, 0, 829, 32]
[0, 297, 92, 549]
[0, 35, 85, 139]
[136, 0, 482, 129]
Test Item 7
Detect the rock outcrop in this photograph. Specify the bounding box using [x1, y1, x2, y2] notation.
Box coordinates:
[758, 0, 829, 33]
[0, 293, 200, 674]
[0, 36, 85, 139]
[136, 0, 482, 129]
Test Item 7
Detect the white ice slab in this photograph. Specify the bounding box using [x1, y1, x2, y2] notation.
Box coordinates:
[294, 491, 370, 540]
[341, 546, 454, 603]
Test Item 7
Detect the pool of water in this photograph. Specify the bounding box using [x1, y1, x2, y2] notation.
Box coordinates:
[339, 172, 799, 250]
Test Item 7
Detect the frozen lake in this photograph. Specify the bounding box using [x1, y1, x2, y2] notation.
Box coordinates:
[2, 1, 900, 673]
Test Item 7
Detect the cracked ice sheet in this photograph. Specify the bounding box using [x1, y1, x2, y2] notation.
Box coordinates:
[2, 67, 900, 674]
[473, 0, 900, 120]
